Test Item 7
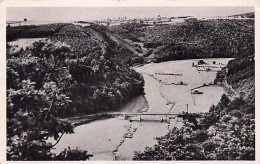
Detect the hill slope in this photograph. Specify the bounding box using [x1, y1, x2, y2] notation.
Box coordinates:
[7, 24, 145, 117]
[230, 12, 255, 18]
[110, 19, 254, 62]
[6, 23, 147, 160]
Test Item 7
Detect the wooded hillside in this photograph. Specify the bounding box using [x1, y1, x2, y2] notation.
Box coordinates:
[6, 24, 145, 160]
[110, 19, 254, 62]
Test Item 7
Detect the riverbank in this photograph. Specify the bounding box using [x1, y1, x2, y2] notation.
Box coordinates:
[67, 95, 148, 127]
[50, 58, 233, 161]
[116, 95, 148, 113]
[135, 58, 232, 113]
[68, 113, 114, 127]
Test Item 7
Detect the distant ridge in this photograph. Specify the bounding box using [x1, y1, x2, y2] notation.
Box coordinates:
[229, 12, 254, 18]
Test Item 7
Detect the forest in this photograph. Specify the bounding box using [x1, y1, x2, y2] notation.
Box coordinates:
[109, 19, 254, 62]
[6, 23, 68, 42]
[7, 24, 144, 160]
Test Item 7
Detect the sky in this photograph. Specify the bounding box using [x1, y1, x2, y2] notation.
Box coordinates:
[7, 7, 254, 22]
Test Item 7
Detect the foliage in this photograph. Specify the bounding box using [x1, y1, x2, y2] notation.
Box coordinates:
[130, 26, 254, 160]
[7, 41, 94, 160]
[153, 43, 203, 62]
[7, 24, 68, 42]
[226, 55, 255, 105]
[51, 25, 144, 114]
[54, 147, 93, 160]
[198, 60, 206, 65]
[110, 19, 254, 63]
[7, 23, 145, 160]
[7, 24, 144, 116]
[133, 93, 255, 160]
[134, 46, 255, 160]
[109, 22, 147, 42]
[7, 19, 254, 161]
[134, 49, 255, 161]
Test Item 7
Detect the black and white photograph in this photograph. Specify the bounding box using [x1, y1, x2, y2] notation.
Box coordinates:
[3, 1, 257, 162]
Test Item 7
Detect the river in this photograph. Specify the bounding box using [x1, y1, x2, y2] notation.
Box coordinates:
[50, 58, 232, 160]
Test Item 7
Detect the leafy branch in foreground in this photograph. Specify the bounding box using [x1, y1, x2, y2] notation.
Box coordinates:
[7, 41, 92, 160]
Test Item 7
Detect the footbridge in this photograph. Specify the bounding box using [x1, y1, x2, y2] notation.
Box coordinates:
[120, 112, 179, 116]
[113, 112, 187, 122]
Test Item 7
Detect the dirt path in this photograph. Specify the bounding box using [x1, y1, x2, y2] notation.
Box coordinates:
[106, 32, 141, 56]
[222, 79, 240, 100]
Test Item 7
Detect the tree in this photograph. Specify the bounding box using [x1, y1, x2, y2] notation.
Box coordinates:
[7, 41, 92, 160]
[220, 94, 230, 107]
[7, 80, 75, 160]
[198, 60, 206, 65]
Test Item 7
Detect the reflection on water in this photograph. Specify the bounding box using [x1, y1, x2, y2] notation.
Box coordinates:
[135, 58, 231, 113]
[50, 118, 130, 160]
[51, 58, 232, 160]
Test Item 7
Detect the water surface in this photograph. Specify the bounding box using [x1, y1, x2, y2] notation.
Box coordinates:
[51, 58, 232, 160]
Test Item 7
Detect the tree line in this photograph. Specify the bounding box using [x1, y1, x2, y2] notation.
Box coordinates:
[110, 19, 254, 62]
